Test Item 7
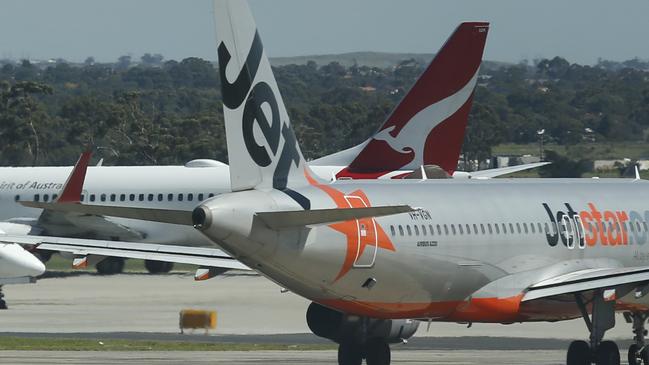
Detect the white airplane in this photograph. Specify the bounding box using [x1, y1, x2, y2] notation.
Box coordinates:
[0, 243, 46, 309]
[0, 18, 545, 276]
[10, 2, 648, 365]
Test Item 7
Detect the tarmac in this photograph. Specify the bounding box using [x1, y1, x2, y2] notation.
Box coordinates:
[0, 271, 640, 364]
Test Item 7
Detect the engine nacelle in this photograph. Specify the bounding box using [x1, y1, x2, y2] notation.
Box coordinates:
[306, 302, 419, 345]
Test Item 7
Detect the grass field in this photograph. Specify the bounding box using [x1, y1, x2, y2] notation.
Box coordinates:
[0, 337, 333, 351]
[493, 142, 649, 160]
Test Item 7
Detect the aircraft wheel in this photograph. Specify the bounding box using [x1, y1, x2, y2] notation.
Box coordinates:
[365, 339, 390, 365]
[144, 260, 174, 274]
[96, 257, 125, 275]
[596, 340, 620, 365]
[0, 299, 7, 310]
[567, 340, 590, 365]
[641, 346, 649, 365]
[629, 344, 640, 365]
[337, 342, 362, 365]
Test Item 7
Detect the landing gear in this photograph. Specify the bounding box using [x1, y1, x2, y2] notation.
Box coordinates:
[95, 257, 125, 275]
[0, 286, 6, 310]
[566, 291, 619, 365]
[365, 339, 391, 365]
[337, 339, 391, 365]
[144, 260, 174, 274]
[338, 343, 362, 365]
[625, 312, 649, 365]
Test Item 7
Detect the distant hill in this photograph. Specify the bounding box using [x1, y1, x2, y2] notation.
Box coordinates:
[270, 51, 510, 70]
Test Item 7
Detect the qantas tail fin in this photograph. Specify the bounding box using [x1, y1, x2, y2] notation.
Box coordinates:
[314, 22, 489, 178]
[214, 0, 315, 197]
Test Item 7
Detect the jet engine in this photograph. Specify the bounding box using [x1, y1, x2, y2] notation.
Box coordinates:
[306, 302, 419, 345]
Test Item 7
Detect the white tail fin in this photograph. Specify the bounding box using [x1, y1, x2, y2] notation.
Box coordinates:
[214, 0, 314, 205]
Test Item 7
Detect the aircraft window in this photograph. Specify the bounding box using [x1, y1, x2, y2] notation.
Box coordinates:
[34, 194, 40, 202]
[544, 223, 550, 233]
[451, 225, 456, 235]
[80, 194, 85, 201]
[644, 222, 648, 231]
[110, 194, 116, 202]
[52, 194, 58, 201]
[90, 194, 95, 202]
[138, 194, 144, 201]
[421, 225, 427, 235]
[443, 225, 449, 235]
[188, 193, 194, 201]
[43, 194, 49, 202]
[495, 224, 500, 234]
[414, 225, 419, 236]
[398, 225, 404, 236]
[473, 224, 478, 235]
[487, 224, 493, 234]
[501, 223, 507, 234]
[637, 222, 642, 231]
[390, 225, 396, 236]
[158, 194, 163, 202]
[406, 225, 412, 236]
[14, 195, 19, 202]
[168, 193, 173, 201]
[178, 193, 184, 202]
[198, 193, 204, 201]
[429, 225, 434, 236]
[480, 224, 486, 234]
[100, 194, 106, 202]
[530, 223, 535, 234]
[509, 223, 514, 233]
[629, 222, 634, 233]
[516, 223, 521, 234]
[208, 193, 215, 198]
[537, 223, 542, 233]
[120, 194, 126, 202]
[437, 224, 442, 235]
[147, 194, 154, 202]
[129, 194, 135, 201]
[458, 224, 463, 235]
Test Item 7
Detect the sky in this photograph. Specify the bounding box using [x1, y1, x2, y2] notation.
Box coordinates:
[1, 0, 648, 65]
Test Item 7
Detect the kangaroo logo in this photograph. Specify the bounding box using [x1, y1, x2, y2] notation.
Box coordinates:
[218, 30, 309, 209]
[371, 71, 479, 168]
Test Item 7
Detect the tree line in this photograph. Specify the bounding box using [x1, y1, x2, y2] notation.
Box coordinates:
[0, 56, 648, 167]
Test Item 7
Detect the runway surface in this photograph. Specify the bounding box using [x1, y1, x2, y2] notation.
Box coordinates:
[0, 272, 637, 339]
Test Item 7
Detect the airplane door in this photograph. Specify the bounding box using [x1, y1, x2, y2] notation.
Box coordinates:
[344, 195, 378, 268]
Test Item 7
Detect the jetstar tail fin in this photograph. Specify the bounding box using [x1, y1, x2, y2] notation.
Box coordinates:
[214, 0, 317, 198]
[314, 22, 489, 178]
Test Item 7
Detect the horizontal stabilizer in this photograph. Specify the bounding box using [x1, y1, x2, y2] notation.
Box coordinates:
[256, 205, 413, 230]
[0, 235, 248, 271]
[21, 201, 191, 226]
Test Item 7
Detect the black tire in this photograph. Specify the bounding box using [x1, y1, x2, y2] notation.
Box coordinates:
[596, 340, 620, 365]
[365, 339, 390, 365]
[567, 340, 590, 365]
[0, 299, 7, 310]
[629, 344, 639, 365]
[338, 343, 362, 365]
[34, 250, 52, 263]
[144, 260, 174, 274]
[96, 257, 125, 275]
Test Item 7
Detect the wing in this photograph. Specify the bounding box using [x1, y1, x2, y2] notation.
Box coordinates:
[0, 234, 248, 271]
[464, 162, 551, 179]
[522, 266, 649, 302]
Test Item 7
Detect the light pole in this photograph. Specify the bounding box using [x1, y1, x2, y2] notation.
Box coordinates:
[537, 129, 545, 161]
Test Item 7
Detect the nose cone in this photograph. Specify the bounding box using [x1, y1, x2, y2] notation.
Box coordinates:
[0, 243, 46, 278]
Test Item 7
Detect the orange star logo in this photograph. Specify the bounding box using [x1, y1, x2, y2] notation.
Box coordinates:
[304, 171, 395, 282]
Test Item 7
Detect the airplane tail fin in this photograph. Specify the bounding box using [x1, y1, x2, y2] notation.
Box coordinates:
[214, 0, 315, 199]
[317, 22, 489, 178]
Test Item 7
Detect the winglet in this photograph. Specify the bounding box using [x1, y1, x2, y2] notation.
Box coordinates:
[56, 150, 92, 203]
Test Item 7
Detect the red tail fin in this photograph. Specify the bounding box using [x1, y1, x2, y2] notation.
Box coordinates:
[339, 22, 489, 178]
[56, 149, 92, 203]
